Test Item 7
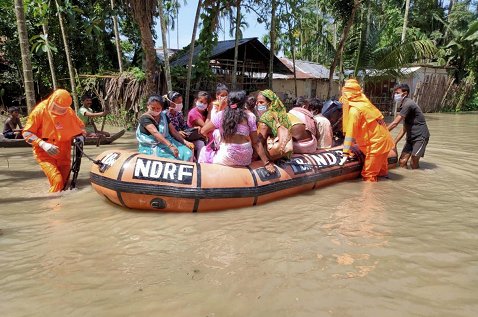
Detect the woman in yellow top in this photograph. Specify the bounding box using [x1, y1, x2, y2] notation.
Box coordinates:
[339, 79, 394, 182]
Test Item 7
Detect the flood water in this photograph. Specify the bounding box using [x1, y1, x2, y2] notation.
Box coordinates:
[1, 113, 477, 317]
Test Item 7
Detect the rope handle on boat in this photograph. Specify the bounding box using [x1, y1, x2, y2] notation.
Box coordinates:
[71, 139, 105, 169]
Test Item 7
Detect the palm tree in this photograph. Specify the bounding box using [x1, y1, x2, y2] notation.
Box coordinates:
[124, 0, 158, 95]
[14, 0, 36, 112]
[269, 0, 277, 89]
[31, 0, 58, 89]
[231, 0, 241, 89]
[158, 0, 172, 92]
[110, 0, 123, 72]
[55, 0, 79, 111]
[185, 0, 203, 112]
[327, 0, 360, 98]
[401, 0, 411, 43]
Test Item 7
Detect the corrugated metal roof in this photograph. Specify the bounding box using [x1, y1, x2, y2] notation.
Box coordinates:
[170, 37, 292, 74]
[277, 58, 337, 80]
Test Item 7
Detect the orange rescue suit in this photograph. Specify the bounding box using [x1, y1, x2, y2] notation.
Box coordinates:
[341, 79, 394, 182]
[23, 90, 84, 192]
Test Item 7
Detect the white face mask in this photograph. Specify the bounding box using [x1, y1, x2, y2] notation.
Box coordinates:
[173, 103, 183, 112]
[196, 102, 207, 111]
[394, 93, 404, 103]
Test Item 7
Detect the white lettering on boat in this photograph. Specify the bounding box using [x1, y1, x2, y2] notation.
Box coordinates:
[133, 158, 194, 185]
[99, 152, 120, 172]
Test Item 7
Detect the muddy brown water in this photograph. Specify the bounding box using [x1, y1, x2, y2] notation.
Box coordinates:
[1, 113, 477, 317]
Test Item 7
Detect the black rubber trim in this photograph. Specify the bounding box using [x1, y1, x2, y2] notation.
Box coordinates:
[247, 165, 259, 206]
[192, 163, 202, 212]
[116, 153, 139, 208]
[90, 164, 362, 200]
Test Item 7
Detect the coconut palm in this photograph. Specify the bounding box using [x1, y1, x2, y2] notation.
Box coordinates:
[158, 0, 172, 92]
[124, 0, 158, 95]
[14, 0, 36, 112]
[55, 0, 79, 111]
[111, 0, 123, 72]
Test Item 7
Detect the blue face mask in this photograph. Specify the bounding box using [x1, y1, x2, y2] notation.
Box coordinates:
[394, 93, 404, 103]
[196, 102, 207, 110]
[257, 105, 267, 112]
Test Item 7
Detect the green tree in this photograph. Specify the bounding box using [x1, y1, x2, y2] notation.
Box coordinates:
[14, 0, 36, 112]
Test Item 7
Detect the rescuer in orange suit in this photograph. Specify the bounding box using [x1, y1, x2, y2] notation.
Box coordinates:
[338, 79, 394, 182]
[23, 89, 85, 192]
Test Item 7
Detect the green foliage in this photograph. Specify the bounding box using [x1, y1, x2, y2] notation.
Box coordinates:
[463, 89, 478, 111]
[127, 67, 146, 81]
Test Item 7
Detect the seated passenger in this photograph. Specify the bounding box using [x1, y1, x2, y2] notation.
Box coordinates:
[322, 99, 344, 147]
[199, 90, 269, 166]
[256, 90, 293, 173]
[164, 91, 188, 133]
[211, 83, 229, 119]
[187, 91, 211, 157]
[288, 97, 318, 154]
[3, 106, 23, 139]
[136, 95, 194, 161]
[308, 98, 333, 149]
[78, 95, 110, 138]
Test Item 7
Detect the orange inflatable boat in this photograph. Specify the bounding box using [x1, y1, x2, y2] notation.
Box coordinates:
[89, 148, 397, 212]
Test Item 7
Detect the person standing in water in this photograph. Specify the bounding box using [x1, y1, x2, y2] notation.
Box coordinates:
[387, 83, 430, 169]
[339, 79, 394, 182]
[22, 89, 85, 192]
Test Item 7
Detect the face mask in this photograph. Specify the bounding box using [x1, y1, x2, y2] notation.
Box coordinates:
[49, 103, 68, 116]
[257, 105, 267, 112]
[394, 93, 404, 103]
[150, 110, 161, 116]
[174, 103, 183, 112]
[196, 102, 207, 111]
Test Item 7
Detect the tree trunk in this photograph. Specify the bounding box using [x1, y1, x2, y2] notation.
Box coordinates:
[185, 0, 202, 112]
[327, 0, 359, 99]
[42, 23, 58, 90]
[111, 0, 123, 72]
[232, 0, 241, 89]
[354, 0, 370, 77]
[158, 0, 172, 92]
[285, 3, 297, 98]
[269, 0, 277, 89]
[56, 0, 79, 111]
[401, 0, 411, 43]
[14, 0, 36, 113]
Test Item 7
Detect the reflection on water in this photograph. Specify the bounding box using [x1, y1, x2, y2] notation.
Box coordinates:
[1, 115, 478, 317]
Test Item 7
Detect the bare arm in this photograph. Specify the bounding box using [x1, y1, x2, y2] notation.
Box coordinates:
[394, 126, 406, 145]
[169, 123, 194, 150]
[84, 110, 106, 118]
[257, 122, 276, 173]
[387, 115, 403, 131]
[200, 120, 215, 136]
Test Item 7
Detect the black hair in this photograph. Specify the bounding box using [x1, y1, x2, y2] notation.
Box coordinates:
[307, 98, 324, 114]
[8, 106, 19, 113]
[245, 95, 258, 117]
[394, 83, 410, 94]
[216, 83, 229, 94]
[222, 90, 247, 140]
[147, 95, 164, 106]
[163, 91, 181, 108]
[294, 96, 308, 107]
[81, 94, 93, 101]
[197, 91, 210, 103]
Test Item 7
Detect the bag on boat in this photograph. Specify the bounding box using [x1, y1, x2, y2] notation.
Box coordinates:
[266, 113, 293, 160]
[183, 127, 205, 142]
